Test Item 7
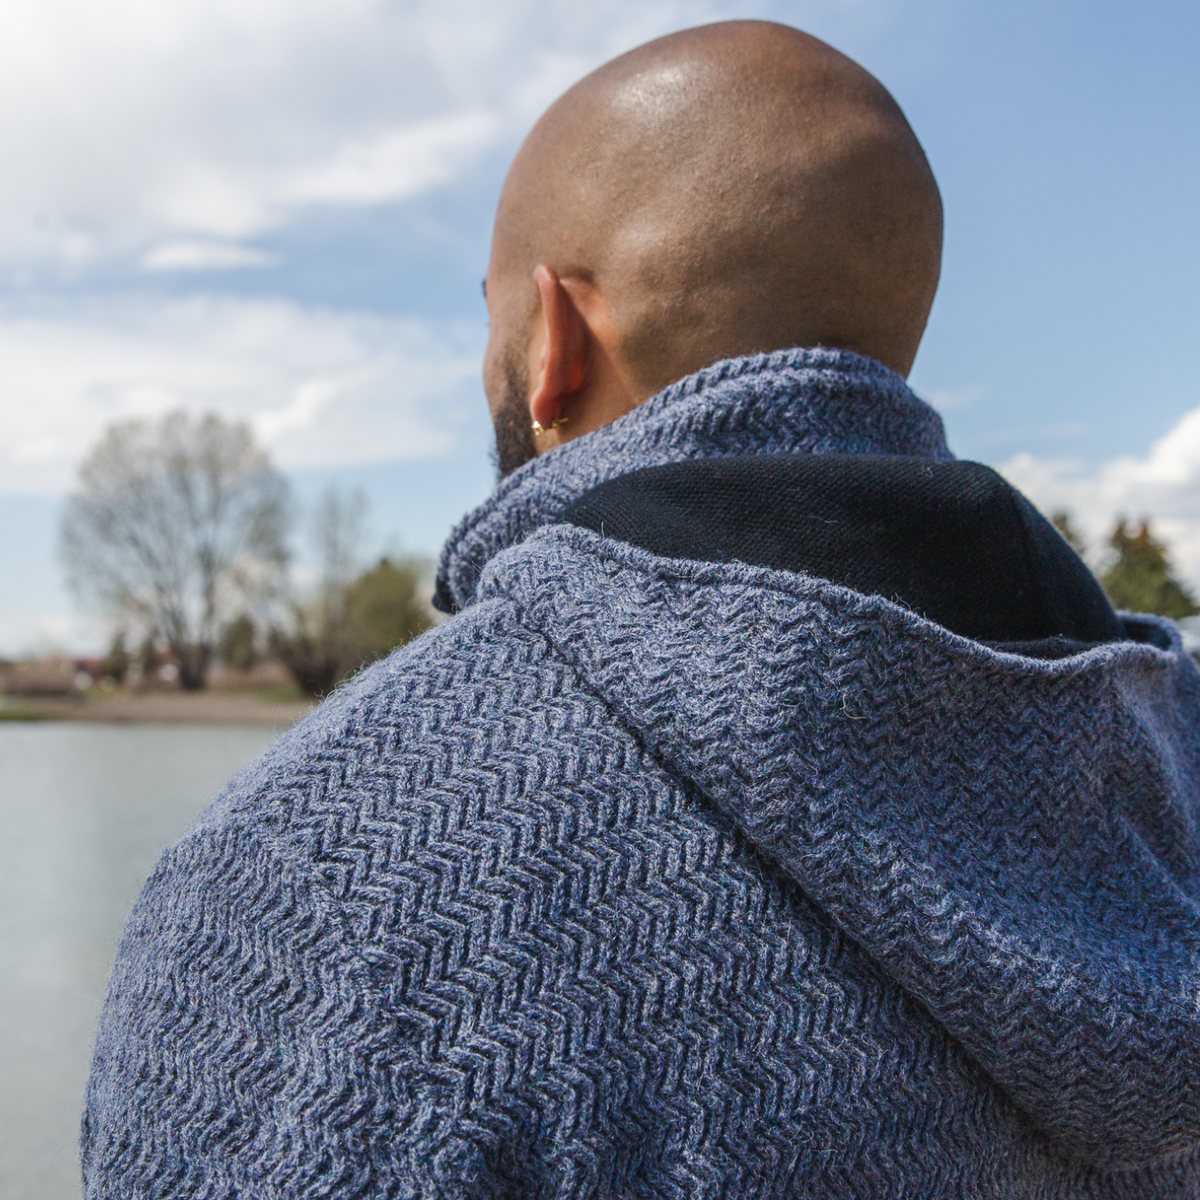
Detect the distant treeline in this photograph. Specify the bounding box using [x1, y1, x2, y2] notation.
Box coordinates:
[61, 410, 434, 698]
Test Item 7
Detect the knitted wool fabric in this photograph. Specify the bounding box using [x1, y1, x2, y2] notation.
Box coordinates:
[433, 347, 952, 613]
[84, 349, 1200, 1199]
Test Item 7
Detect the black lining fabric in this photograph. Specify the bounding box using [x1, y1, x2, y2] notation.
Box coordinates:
[562, 453, 1125, 646]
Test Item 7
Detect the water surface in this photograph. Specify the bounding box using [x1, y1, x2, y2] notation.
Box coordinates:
[0, 723, 277, 1200]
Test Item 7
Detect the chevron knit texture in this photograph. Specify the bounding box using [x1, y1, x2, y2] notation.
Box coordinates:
[84, 349, 1200, 1199]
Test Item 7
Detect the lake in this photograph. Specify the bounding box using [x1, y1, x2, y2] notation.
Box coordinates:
[0, 723, 278, 1200]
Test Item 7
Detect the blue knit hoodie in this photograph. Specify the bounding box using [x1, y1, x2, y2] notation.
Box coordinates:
[84, 349, 1200, 1198]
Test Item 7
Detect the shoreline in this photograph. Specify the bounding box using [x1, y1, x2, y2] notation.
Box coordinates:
[0, 689, 315, 728]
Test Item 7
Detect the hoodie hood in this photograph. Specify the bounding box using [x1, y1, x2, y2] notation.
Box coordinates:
[444, 347, 1200, 1169]
[481, 525, 1200, 1171]
[435, 347, 950, 613]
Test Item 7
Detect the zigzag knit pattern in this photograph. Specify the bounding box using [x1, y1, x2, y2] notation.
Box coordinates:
[84, 352, 1200, 1198]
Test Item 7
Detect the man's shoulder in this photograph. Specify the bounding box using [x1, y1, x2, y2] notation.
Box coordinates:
[187, 591, 631, 865]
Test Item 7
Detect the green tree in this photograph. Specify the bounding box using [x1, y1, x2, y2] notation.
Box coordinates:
[340, 558, 434, 672]
[267, 486, 435, 698]
[1100, 519, 1199, 618]
[271, 556, 433, 698]
[219, 614, 259, 670]
[1050, 510, 1087, 557]
[136, 634, 160, 679]
[100, 631, 131, 684]
[268, 619, 339, 700]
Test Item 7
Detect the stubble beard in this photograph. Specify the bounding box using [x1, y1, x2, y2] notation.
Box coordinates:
[490, 346, 539, 479]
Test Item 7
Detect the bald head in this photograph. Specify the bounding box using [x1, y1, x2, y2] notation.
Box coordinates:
[485, 21, 942, 470]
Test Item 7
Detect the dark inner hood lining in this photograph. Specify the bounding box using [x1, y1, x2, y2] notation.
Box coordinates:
[563, 453, 1125, 647]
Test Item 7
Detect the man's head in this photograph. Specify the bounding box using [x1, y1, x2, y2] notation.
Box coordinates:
[485, 20, 943, 476]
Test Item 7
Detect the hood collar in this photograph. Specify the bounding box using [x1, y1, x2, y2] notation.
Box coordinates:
[435, 347, 950, 613]
[481, 525, 1200, 1169]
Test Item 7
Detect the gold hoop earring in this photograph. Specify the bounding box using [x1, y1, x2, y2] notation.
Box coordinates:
[531, 416, 568, 436]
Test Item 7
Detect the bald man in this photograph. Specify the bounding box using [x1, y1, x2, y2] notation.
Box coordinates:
[85, 22, 1200, 1200]
[481, 20, 941, 479]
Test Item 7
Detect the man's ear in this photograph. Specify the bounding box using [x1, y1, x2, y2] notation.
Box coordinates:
[528, 263, 589, 431]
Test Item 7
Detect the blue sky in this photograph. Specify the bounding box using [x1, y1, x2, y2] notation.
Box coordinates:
[1, 0, 1197, 653]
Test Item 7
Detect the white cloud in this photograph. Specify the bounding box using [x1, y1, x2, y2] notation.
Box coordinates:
[140, 241, 277, 272]
[918, 383, 982, 412]
[1001, 404, 1200, 585]
[0, 0, 902, 268]
[0, 296, 484, 495]
[0, 0, 777, 268]
[282, 112, 501, 208]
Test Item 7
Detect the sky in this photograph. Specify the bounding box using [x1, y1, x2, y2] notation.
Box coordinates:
[0, 0, 1197, 654]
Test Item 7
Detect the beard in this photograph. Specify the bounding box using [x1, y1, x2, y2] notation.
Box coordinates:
[490, 346, 539, 479]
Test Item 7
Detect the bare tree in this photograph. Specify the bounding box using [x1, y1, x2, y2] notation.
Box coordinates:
[60, 411, 291, 690]
[269, 486, 365, 698]
[311, 485, 367, 619]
